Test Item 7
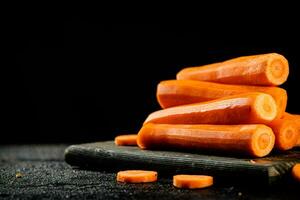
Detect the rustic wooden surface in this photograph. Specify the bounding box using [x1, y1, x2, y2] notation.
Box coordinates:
[65, 141, 300, 185]
[0, 144, 299, 199]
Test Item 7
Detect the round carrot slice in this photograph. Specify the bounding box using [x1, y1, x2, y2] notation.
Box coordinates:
[173, 175, 213, 189]
[115, 134, 137, 146]
[292, 163, 300, 182]
[117, 170, 157, 183]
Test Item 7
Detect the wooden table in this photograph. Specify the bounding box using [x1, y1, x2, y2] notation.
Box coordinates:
[0, 144, 298, 199]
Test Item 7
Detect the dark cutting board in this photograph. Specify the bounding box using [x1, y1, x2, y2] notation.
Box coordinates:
[65, 141, 300, 185]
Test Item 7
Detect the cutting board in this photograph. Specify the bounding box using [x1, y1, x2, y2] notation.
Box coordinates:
[65, 141, 300, 185]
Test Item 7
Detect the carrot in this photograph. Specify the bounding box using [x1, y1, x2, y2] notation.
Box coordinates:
[282, 113, 300, 147]
[157, 80, 287, 119]
[145, 92, 277, 125]
[114, 134, 138, 146]
[177, 53, 289, 86]
[137, 123, 275, 157]
[268, 118, 299, 150]
[292, 164, 300, 182]
[173, 175, 213, 189]
[116, 170, 157, 183]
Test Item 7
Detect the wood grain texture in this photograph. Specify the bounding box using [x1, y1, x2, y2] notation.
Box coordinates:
[65, 141, 300, 185]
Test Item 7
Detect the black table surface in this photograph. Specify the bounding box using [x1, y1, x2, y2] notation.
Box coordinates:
[0, 144, 299, 200]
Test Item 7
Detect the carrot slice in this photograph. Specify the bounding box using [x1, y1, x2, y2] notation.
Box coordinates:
[173, 175, 213, 189]
[138, 123, 275, 157]
[292, 164, 300, 182]
[283, 113, 300, 147]
[117, 170, 157, 183]
[114, 134, 138, 146]
[146, 92, 277, 125]
[268, 118, 299, 150]
[177, 53, 289, 86]
[157, 80, 287, 119]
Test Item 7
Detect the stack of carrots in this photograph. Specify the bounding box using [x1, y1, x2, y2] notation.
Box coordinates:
[136, 53, 300, 158]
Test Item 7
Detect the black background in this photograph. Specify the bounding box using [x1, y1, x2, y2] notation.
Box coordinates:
[7, 10, 300, 143]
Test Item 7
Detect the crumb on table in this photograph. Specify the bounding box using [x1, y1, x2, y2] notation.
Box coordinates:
[15, 172, 23, 178]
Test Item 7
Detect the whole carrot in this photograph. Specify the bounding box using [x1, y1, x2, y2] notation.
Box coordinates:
[177, 53, 289, 86]
[145, 92, 277, 125]
[137, 123, 275, 157]
[157, 80, 287, 119]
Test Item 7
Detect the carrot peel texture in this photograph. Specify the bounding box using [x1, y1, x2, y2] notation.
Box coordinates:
[176, 53, 289, 86]
[156, 80, 287, 119]
[138, 123, 275, 157]
[146, 92, 277, 125]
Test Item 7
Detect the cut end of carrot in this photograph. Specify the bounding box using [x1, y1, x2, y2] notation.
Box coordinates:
[173, 175, 213, 189]
[253, 93, 277, 123]
[251, 125, 275, 157]
[281, 113, 300, 148]
[292, 164, 300, 182]
[266, 55, 289, 86]
[269, 118, 299, 151]
[117, 170, 158, 183]
[278, 123, 298, 150]
[114, 134, 138, 146]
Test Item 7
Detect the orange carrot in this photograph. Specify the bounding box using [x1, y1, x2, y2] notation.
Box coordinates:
[157, 80, 287, 119]
[145, 92, 277, 125]
[292, 164, 300, 182]
[177, 53, 289, 86]
[117, 170, 157, 183]
[173, 175, 213, 189]
[282, 113, 300, 147]
[114, 134, 138, 146]
[137, 123, 275, 157]
[268, 118, 299, 150]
